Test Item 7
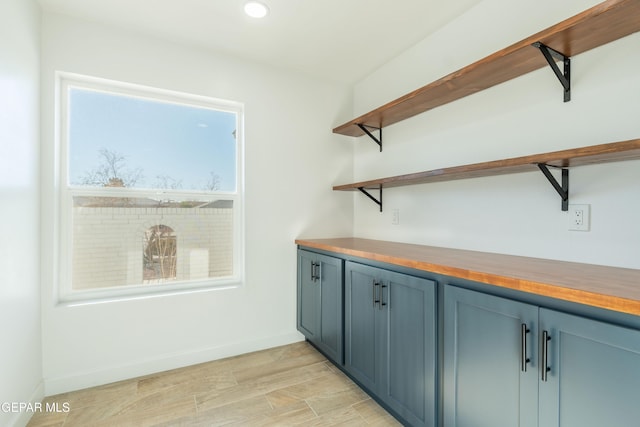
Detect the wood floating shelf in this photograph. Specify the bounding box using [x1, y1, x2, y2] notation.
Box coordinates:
[333, 139, 640, 211]
[333, 0, 640, 141]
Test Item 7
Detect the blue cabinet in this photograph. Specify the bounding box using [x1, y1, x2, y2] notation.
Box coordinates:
[297, 249, 343, 364]
[444, 285, 640, 427]
[343, 262, 380, 391]
[443, 285, 539, 427]
[539, 308, 640, 427]
[298, 244, 640, 427]
[345, 261, 437, 427]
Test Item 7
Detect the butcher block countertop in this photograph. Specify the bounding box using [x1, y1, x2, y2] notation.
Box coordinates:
[295, 237, 640, 316]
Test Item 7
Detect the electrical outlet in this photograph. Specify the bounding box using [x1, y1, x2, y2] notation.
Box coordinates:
[568, 204, 590, 231]
[391, 208, 400, 225]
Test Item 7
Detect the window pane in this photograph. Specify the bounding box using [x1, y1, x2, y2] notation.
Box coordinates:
[68, 88, 237, 192]
[72, 196, 234, 290]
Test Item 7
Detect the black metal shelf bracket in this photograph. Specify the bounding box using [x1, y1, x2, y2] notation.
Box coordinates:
[358, 184, 383, 212]
[356, 124, 382, 152]
[537, 163, 569, 211]
[532, 42, 571, 102]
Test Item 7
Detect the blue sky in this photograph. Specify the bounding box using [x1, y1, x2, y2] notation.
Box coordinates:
[68, 88, 237, 192]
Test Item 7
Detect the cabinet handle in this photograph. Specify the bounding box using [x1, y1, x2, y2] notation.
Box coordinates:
[380, 284, 387, 310]
[521, 323, 531, 372]
[373, 281, 380, 307]
[311, 262, 320, 282]
[541, 330, 551, 382]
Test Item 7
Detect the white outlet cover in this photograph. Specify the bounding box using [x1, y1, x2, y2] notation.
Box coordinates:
[568, 204, 590, 231]
[391, 208, 400, 225]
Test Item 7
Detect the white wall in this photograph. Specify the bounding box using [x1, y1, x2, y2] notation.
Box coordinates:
[40, 12, 353, 394]
[0, 0, 43, 426]
[349, 0, 640, 269]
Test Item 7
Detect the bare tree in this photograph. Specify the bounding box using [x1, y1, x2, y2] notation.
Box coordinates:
[154, 174, 183, 190]
[143, 225, 177, 282]
[203, 171, 221, 191]
[78, 148, 143, 187]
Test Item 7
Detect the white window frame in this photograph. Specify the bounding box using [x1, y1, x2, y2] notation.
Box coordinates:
[56, 72, 244, 304]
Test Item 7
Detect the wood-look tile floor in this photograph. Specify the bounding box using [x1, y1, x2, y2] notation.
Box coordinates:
[27, 341, 401, 426]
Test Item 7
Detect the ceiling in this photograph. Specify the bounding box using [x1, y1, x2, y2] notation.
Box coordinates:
[37, 0, 482, 85]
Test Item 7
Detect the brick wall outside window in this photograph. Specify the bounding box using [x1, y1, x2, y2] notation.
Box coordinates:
[72, 205, 233, 290]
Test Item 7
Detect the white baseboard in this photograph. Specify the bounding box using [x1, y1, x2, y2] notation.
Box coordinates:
[4, 381, 45, 427]
[44, 332, 304, 396]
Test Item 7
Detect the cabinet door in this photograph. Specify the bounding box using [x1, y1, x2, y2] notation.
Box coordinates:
[443, 286, 538, 427]
[317, 254, 343, 363]
[382, 269, 436, 427]
[297, 250, 343, 364]
[539, 308, 640, 427]
[344, 262, 384, 392]
[297, 250, 320, 339]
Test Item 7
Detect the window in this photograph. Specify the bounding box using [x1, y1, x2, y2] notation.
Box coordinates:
[58, 73, 243, 302]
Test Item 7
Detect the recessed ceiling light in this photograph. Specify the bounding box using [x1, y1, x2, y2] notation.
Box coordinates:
[244, 1, 269, 18]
